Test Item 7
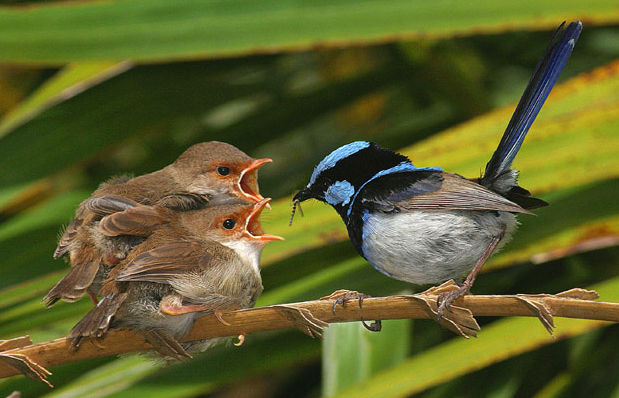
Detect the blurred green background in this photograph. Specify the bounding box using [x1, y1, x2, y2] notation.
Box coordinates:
[1, 1, 619, 397]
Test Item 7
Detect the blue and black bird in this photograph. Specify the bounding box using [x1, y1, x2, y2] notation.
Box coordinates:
[292, 21, 582, 316]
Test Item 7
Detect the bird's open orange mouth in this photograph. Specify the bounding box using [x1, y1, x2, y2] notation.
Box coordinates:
[238, 158, 272, 206]
[245, 198, 284, 242]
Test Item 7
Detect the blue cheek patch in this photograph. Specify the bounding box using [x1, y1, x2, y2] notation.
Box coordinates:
[310, 141, 370, 185]
[325, 180, 355, 206]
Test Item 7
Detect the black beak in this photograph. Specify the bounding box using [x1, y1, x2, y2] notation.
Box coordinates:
[292, 187, 311, 203]
[289, 187, 317, 227]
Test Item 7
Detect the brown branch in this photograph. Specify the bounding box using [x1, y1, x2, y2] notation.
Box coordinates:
[1, 282, 618, 386]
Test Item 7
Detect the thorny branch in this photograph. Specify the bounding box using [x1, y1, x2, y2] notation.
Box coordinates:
[1, 281, 618, 387]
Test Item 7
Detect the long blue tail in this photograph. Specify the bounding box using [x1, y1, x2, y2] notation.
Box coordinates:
[482, 21, 582, 185]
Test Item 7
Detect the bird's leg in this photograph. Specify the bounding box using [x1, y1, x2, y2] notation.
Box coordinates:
[437, 232, 504, 319]
[87, 289, 99, 305]
[321, 289, 382, 332]
[160, 295, 208, 316]
[160, 295, 235, 326]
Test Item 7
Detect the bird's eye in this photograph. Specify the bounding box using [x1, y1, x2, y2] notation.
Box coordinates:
[217, 166, 230, 176]
[222, 218, 236, 229]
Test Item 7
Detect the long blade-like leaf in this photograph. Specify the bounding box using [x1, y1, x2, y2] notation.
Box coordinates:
[0, 0, 617, 64]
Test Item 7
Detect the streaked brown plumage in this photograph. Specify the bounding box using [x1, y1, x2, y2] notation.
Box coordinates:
[70, 199, 283, 359]
[45, 141, 271, 307]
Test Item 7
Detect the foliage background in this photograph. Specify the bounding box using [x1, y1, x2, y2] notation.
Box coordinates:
[1, 1, 619, 397]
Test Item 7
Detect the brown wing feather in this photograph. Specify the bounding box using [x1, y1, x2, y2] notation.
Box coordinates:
[54, 196, 141, 259]
[398, 173, 533, 214]
[84, 196, 141, 217]
[115, 241, 232, 284]
[99, 205, 175, 237]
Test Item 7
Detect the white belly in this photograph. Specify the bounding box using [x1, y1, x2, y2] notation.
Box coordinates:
[360, 210, 517, 285]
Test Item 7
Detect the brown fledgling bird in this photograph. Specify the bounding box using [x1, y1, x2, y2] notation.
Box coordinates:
[44, 141, 272, 307]
[70, 199, 283, 359]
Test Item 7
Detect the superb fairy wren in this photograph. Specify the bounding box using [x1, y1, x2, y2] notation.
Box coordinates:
[291, 21, 582, 317]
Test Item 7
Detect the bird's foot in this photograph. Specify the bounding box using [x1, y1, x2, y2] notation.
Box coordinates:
[436, 282, 471, 320]
[0, 336, 53, 387]
[160, 295, 231, 325]
[320, 290, 382, 332]
[321, 289, 368, 313]
[271, 305, 328, 339]
[408, 281, 480, 338]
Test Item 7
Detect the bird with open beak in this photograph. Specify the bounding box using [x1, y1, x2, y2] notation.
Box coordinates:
[45, 141, 272, 307]
[69, 199, 285, 359]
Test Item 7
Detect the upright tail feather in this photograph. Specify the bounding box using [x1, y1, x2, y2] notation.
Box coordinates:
[482, 21, 582, 186]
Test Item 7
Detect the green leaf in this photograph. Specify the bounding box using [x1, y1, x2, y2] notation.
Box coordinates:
[97, 332, 319, 398]
[0, 62, 131, 138]
[0, 62, 263, 186]
[42, 357, 158, 398]
[323, 319, 411, 396]
[0, 0, 617, 64]
[0, 190, 88, 242]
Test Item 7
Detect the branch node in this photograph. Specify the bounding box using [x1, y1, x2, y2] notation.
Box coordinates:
[514, 295, 556, 336]
[1, 337, 52, 388]
[270, 305, 328, 339]
[404, 281, 480, 338]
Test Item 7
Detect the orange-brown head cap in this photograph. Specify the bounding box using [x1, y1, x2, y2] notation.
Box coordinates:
[171, 142, 272, 205]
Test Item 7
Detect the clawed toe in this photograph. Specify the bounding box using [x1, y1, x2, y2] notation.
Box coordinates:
[233, 334, 246, 346]
[321, 289, 382, 332]
[322, 289, 367, 314]
[213, 310, 232, 326]
[361, 320, 382, 332]
[436, 285, 470, 321]
[409, 282, 480, 338]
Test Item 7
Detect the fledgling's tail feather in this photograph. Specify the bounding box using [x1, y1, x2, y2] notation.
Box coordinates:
[42, 252, 102, 307]
[69, 292, 127, 348]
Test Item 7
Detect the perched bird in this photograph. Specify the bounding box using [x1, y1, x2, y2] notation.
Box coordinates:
[45, 141, 271, 307]
[70, 199, 284, 359]
[291, 22, 582, 316]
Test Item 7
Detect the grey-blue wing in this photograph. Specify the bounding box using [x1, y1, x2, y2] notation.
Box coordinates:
[362, 172, 530, 214]
[393, 173, 530, 214]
